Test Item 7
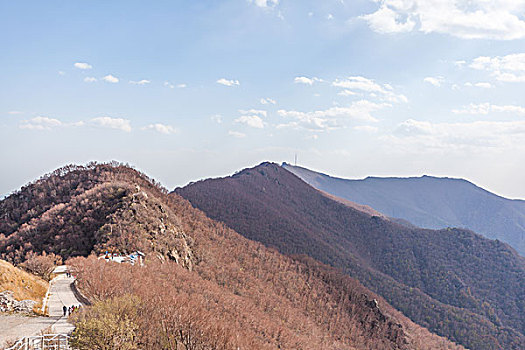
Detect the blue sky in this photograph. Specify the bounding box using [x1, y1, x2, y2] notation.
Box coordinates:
[2, 0, 525, 198]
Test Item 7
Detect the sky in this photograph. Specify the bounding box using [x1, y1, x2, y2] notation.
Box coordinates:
[2, 0, 525, 199]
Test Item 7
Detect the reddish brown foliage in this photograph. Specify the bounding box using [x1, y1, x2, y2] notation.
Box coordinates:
[21, 251, 62, 281]
[0, 162, 191, 266]
[70, 253, 437, 350]
[1, 162, 463, 349]
[176, 162, 525, 350]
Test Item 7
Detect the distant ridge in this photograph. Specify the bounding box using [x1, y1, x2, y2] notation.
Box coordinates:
[283, 163, 525, 256]
[177, 162, 525, 350]
[0, 162, 462, 349]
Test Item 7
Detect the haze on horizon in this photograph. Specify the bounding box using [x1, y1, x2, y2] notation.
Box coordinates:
[2, 0, 525, 199]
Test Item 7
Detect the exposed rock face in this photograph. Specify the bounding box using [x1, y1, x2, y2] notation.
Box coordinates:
[0, 163, 195, 269]
[0, 291, 36, 313]
[93, 183, 195, 269]
[357, 293, 407, 349]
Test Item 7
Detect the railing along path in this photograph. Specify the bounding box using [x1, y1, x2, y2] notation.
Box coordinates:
[5, 333, 70, 350]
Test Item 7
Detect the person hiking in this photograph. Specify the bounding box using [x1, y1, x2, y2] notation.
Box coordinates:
[63, 305, 67, 317]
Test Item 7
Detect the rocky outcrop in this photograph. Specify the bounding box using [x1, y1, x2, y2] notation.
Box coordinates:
[0, 291, 36, 313]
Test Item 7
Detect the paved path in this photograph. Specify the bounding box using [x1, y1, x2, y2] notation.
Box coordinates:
[0, 315, 57, 347]
[0, 268, 82, 347]
[47, 273, 80, 334]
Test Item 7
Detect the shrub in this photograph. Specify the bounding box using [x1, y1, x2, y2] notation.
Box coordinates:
[69, 295, 140, 350]
[21, 251, 62, 281]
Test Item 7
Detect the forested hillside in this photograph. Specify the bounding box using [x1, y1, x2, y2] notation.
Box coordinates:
[0, 162, 193, 267]
[283, 163, 525, 256]
[0, 162, 461, 349]
[177, 162, 525, 350]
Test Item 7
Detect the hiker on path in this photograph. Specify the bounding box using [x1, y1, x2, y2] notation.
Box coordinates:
[63, 305, 67, 317]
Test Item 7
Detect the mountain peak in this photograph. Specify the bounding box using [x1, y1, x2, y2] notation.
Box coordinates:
[177, 164, 525, 350]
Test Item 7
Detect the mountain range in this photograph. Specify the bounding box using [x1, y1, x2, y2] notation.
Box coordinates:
[0, 162, 460, 349]
[282, 163, 525, 256]
[177, 162, 525, 350]
[2, 161, 524, 349]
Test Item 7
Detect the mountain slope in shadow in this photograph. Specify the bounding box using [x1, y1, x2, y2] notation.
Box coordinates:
[283, 163, 525, 256]
[176, 162, 525, 350]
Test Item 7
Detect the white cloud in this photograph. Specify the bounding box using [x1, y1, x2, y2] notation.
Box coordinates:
[338, 89, 357, 96]
[361, 5, 415, 34]
[294, 76, 322, 85]
[333, 76, 384, 92]
[392, 119, 525, 151]
[177, 83, 187, 88]
[295, 77, 313, 85]
[235, 115, 265, 129]
[354, 125, 379, 133]
[469, 53, 525, 82]
[235, 109, 267, 128]
[211, 114, 223, 124]
[277, 100, 386, 132]
[464, 82, 493, 88]
[84, 77, 97, 83]
[8, 111, 23, 115]
[260, 97, 277, 105]
[129, 80, 150, 85]
[102, 75, 119, 83]
[164, 81, 175, 89]
[58, 71, 65, 76]
[228, 130, 246, 138]
[71, 121, 85, 127]
[74, 62, 92, 70]
[474, 82, 493, 88]
[142, 123, 176, 135]
[217, 78, 240, 87]
[452, 103, 525, 115]
[361, 1, 525, 40]
[19, 116, 87, 130]
[423, 76, 444, 87]
[332, 76, 407, 103]
[20, 116, 63, 130]
[90, 117, 131, 132]
[239, 109, 267, 117]
[250, 0, 279, 8]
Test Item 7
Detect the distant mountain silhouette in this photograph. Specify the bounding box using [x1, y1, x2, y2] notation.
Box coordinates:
[283, 163, 525, 256]
[177, 162, 525, 350]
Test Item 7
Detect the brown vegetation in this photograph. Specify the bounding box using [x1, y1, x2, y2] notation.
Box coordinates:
[0, 259, 48, 312]
[0, 162, 464, 349]
[176, 162, 525, 350]
[21, 251, 62, 281]
[68, 252, 461, 350]
[0, 162, 192, 267]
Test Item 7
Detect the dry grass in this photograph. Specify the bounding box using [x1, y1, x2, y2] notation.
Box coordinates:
[0, 259, 49, 313]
